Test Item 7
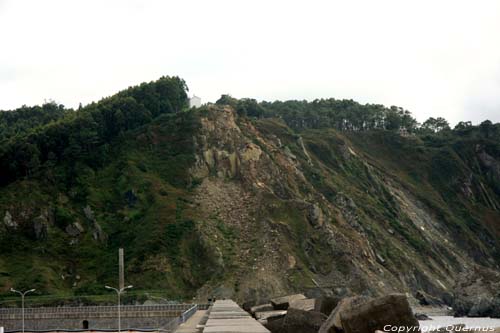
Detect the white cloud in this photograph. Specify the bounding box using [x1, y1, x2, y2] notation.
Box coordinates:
[1, 0, 499, 125]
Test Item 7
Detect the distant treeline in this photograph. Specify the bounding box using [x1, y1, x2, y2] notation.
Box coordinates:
[216, 95, 500, 139]
[1, 79, 499, 187]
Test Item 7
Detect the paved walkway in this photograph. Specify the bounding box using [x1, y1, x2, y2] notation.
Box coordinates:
[202, 300, 269, 333]
[174, 310, 207, 333]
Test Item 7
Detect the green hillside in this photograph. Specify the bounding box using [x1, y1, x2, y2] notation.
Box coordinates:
[0, 77, 499, 307]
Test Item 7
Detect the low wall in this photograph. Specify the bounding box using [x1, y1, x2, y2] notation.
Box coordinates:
[0, 305, 198, 331]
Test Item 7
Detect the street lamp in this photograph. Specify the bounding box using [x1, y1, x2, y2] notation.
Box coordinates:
[10, 288, 35, 333]
[105, 285, 133, 333]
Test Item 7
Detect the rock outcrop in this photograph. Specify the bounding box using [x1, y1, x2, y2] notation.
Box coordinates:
[339, 294, 420, 333]
[319, 296, 371, 333]
[452, 267, 500, 318]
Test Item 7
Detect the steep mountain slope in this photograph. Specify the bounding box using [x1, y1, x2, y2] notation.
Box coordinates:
[0, 79, 499, 307]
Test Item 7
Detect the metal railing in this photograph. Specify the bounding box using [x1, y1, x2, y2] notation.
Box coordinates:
[161, 304, 199, 333]
[180, 304, 197, 324]
[0, 304, 194, 316]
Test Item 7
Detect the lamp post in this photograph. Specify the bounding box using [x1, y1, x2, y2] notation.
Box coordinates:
[10, 288, 35, 333]
[105, 285, 133, 333]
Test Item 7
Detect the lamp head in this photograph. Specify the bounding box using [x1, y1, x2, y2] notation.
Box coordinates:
[28, 289, 36, 293]
[126, 285, 133, 289]
[105, 286, 112, 289]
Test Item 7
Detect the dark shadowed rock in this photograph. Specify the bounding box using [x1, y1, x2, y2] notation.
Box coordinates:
[319, 296, 341, 316]
[319, 296, 370, 333]
[263, 315, 285, 333]
[415, 313, 431, 320]
[282, 308, 327, 333]
[416, 290, 443, 306]
[340, 294, 420, 333]
[242, 300, 255, 312]
[271, 294, 306, 310]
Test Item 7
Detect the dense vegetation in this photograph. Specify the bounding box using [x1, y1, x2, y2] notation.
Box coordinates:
[216, 95, 500, 140]
[0, 76, 188, 186]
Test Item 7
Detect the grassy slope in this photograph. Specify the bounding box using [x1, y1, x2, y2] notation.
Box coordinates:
[0, 111, 219, 305]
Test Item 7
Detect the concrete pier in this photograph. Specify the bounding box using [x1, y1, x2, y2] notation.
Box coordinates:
[203, 300, 269, 333]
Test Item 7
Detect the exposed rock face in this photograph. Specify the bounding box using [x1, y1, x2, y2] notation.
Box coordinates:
[83, 206, 107, 242]
[307, 204, 324, 228]
[83, 205, 95, 221]
[271, 294, 307, 310]
[65, 222, 84, 237]
[452, 267, 500, 318]
[339, 294, 420, 333]
[3, 210, 16, 229]
[415, 290, 444, 306]
[187, 107, 500, 303]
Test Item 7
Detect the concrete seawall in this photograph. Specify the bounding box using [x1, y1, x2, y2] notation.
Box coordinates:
[0, 305, 199, 331]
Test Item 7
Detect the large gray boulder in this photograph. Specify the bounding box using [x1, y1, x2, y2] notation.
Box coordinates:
[271, 294, 306, 310]
[319, 296, 370, 333]
[281, 308, 327, 333]
[340, 294, 420, 333]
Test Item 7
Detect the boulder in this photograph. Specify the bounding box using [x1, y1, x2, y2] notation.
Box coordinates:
[281, 308, 327, 333]
[271, 294, 306, 310]
[319, 296, 370, 333]
[251, 303, 274, 315]
[340, 294, 420, 333]
[255, 310, 287, 321]
[289, 298, 321, 312]
[263, 315, 286, 333]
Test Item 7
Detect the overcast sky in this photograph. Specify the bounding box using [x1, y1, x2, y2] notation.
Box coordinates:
[1, 0, 499, 125]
